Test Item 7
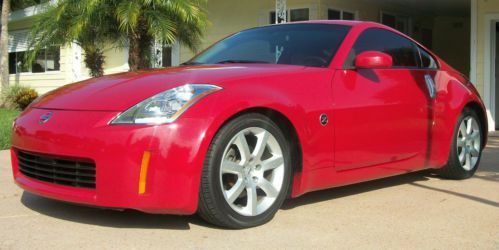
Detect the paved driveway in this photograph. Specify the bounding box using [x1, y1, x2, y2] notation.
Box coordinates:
[0, 135, 498, 249]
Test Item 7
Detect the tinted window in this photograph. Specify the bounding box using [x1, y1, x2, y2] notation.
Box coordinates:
[8, 53, 16, 74]
[328, 9, 341, 20]
[191, 24, 351, 68]
[162, 46, 172, 67]
[345, 28, 419, 68]
[290, 9, 309, 22]
[418, 47, 438, 69]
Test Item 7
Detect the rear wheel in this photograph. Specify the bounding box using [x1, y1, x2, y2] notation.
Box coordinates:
[437, 108, 483, 179]
[198, 113, 291, 228]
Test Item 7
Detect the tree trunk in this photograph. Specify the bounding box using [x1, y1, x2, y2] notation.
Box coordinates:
[138, 33, 152, 69]
[0, 0, 10, 88]
[128, 15, 152, 71]
[128, 32, 141, 71]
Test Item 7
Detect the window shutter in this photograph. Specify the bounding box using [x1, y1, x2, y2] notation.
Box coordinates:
[8, 30, 29, 53]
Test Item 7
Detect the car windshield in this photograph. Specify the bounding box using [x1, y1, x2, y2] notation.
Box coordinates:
[189, 24, 351, 68]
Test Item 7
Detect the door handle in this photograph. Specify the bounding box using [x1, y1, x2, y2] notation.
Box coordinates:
[424, 74, 436, 99]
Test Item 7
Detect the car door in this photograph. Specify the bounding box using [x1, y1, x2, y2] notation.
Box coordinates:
[332, 28, 433, 171]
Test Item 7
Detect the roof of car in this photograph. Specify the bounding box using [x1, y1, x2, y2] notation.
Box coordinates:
[278, 20, 385, 28]
[296, 20, 364, 25]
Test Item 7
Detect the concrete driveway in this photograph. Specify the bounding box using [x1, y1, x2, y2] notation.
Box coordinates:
[0, 135, 498, 249]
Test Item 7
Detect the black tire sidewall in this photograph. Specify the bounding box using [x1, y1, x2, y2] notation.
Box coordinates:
[447, 108, 483, 178]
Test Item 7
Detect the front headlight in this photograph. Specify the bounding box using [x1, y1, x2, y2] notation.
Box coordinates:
[111, 84, 222, 125]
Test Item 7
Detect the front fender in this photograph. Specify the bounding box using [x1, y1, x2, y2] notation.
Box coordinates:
[180, 68, 336, 199]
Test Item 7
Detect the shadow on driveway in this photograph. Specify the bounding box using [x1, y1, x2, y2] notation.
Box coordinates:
[20, 192, 207, 230]
[408, 182, 499, 208]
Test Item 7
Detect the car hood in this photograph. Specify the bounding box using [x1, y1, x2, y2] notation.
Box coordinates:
[31, 64, 306, 111]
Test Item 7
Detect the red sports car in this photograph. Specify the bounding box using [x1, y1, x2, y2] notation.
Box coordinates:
[11, 21, 487, 228]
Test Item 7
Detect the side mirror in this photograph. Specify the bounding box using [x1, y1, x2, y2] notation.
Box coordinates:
[355, 51, 393, 69]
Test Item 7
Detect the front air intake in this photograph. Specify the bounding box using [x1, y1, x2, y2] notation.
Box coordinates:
[17, 150, 96, 189]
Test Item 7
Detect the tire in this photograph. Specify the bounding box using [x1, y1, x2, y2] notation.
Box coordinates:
[198, 113, 292, 229]
[437, 108, 483, 179]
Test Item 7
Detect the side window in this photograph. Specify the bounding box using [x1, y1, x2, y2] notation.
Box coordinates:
[290, 8, 309, 22]
[345, 28, 419, 68]
[418, 47, 438, 69]
[328, 9, 356, 20]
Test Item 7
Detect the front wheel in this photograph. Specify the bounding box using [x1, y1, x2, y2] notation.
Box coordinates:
[198, 113, 291, 228]
[437, 108, 483, 179]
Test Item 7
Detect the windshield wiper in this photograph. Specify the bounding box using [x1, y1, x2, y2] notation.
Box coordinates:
[216, 60, 271, 64]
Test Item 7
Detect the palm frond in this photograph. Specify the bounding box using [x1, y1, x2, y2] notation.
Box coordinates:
[26, 0, 208, 71]
[115, 0, 141, 33]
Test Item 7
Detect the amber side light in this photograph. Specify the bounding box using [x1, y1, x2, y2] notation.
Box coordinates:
[138, 151, 152, 194]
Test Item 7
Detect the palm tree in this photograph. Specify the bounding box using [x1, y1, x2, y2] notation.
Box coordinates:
[27, 0, 208, 75]
[112, 0, 208, 70]
[1, 0, 11, 88]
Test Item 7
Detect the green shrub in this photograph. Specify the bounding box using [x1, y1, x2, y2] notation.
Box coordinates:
[1, 85, 39, 110]
[15, 87, 39, 110]
[0, 109, 20, 150]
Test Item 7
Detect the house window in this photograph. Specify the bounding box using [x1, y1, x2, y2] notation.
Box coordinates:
[328, 9, 356, 20]
[381, 12, 410, 35]
[290, 8, 309, 22]
[9, 47, 61, 74]
[9, 52, 29, 74]
[270, 8, 310, 24]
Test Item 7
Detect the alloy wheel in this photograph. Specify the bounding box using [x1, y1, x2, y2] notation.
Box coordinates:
[219, 127, 285, 216]
[456, 116, 481, 171]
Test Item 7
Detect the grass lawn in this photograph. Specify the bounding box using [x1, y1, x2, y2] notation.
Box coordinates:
[0, 109, 20, 150]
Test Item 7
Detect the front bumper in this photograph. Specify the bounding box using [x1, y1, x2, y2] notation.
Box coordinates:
[11, 108, 212, 214]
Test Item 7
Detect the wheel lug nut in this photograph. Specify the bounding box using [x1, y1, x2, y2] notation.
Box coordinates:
[252, 176, 258, 182]
[256, 164, 261, 170]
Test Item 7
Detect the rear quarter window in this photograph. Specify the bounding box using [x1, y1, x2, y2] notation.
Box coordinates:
[418, 47, 438, 69]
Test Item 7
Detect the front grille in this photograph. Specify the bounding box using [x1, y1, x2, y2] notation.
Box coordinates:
[17, 150, 96, 189]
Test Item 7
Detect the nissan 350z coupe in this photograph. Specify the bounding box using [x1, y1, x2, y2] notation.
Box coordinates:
[11, 21, 487, 228]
